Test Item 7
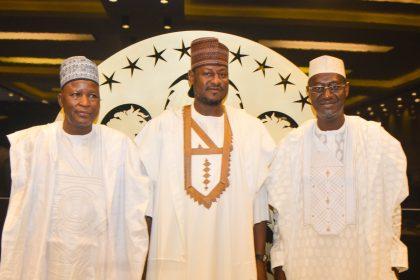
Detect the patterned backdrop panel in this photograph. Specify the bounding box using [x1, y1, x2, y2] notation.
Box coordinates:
[94, 30, 314, 141]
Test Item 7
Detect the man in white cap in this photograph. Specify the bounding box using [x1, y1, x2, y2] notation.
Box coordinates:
[136, 37, 275, 280]
[267, 55, 409, 280]
[0, 56, 150, 279]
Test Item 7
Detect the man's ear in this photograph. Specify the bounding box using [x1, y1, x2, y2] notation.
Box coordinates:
[345, 82, 350, 98]
[188, 70, 194, 87]
[57, 93, 63, 108]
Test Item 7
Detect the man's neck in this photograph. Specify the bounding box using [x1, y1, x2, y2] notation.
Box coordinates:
[317, 115, 345, 131]
[193, 101, 223, 117]
[63, 121, 92, 135]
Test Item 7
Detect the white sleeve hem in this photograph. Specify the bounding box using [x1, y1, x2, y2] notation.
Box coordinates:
[253, 186, 269, 223]
[270, 248, 285, 270]
[391, 242, 409, 272]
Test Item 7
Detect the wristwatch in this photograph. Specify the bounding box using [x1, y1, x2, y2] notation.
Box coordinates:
[256, 253, 268, 262]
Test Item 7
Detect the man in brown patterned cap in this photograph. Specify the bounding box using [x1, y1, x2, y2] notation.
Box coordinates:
[136, 37, 275, 280]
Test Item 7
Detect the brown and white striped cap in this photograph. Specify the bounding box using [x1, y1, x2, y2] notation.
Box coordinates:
[190, 37, 229, 70]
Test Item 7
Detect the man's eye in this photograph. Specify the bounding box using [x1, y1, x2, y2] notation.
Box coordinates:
[313, 86, 324, 93]
[89, 94, 98, 99]
[330, 85, 340, 91]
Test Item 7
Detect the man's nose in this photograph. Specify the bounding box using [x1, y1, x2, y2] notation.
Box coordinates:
[212, 75, 222, 84]
[323, 87, 334, 98]
[79, 94, 90, 106]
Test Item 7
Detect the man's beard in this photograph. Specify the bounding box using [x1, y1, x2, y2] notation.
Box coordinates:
[198, 96, 222, 106]
[195, 91, 226, 106]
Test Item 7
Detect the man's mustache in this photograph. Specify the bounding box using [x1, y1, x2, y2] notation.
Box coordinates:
[205, 86, 224, 90]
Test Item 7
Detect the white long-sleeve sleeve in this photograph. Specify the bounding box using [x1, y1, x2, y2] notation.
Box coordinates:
[381, 128, 409, 272]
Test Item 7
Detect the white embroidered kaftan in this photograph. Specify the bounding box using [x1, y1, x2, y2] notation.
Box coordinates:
[267, 116, 409, 280]
[135, 105, 275, 280]
[0, 122, 150, 280]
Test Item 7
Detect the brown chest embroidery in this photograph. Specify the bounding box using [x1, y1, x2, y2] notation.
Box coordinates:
[183, 105, 232, 209]
[202, 158, 211, 190]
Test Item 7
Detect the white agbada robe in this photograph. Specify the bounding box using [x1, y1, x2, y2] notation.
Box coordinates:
[136, 105, 275, 280]
[0, 122, 150, 280]
[267, 116, 409, 280]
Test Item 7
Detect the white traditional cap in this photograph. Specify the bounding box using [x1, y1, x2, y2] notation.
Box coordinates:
[59, 56, 99, 88]
[308, 55, 346, 78]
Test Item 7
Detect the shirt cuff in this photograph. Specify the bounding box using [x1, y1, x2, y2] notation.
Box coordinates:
[270, 247, 285, 270]
[391, 240, 408, 272]
[253, 186, 269, 224]
[145, 185, 154, 217]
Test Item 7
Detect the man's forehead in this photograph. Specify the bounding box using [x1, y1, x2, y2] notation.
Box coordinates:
[197, 64, 228, 72]
[308, 72, 344, 84]
[62, 79, 99, 90]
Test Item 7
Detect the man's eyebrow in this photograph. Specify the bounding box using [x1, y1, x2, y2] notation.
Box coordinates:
[311, 80, 342, 85]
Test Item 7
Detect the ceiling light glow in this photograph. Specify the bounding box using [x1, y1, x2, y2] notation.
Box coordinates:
[163, 17, 172, 30]
[0, 57, 63, 65]
[259, 40, 393, 53]
[121, 16, 130, 29]
[0, 32, 94, 41]
[363, 0, 420, 4]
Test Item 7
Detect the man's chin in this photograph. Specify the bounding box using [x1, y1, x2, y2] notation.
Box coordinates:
[206, 100, 223, 106]
[71, 120, 94, 128]
[198, 97, 223, 106]
[318, 110, 339, 120]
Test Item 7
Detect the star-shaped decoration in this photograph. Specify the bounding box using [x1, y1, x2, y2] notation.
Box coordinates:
[293, 91, 312, 111]
[275, 73, 294, 92]
[229, 46, 248, 65]
[174, 40, 190, 60]
[253, 57, 273, 77]
[100, 72, 120, 91]
[147, 46, 167, 66]
[122, 57, 142, 77]
[235, 93, 244, 109]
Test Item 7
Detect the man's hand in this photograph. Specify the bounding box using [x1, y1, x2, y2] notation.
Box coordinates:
[256, 260, 267, 280]
[273, 266, 286, 280]
[254, 221, 267, 280]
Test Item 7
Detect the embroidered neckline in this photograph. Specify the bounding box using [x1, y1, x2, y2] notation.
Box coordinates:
[183, 105, 232, 209]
